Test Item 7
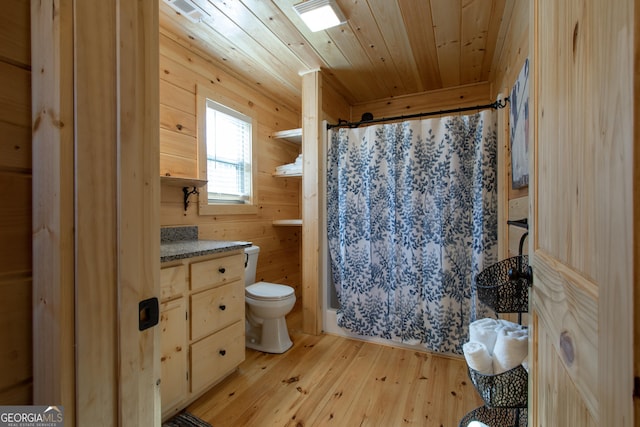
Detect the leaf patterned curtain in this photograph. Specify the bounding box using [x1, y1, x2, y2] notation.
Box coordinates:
[327, 111, 498, 355]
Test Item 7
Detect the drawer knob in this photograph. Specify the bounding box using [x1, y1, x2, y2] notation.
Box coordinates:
[218, 267, 226, 274]
[219, 349, 226, 356]
[219, 304, 226, 311]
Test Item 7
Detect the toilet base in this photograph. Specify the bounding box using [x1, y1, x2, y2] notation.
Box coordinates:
[245, 316, 293, 354]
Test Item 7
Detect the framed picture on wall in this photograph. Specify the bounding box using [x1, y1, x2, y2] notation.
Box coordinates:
[510, 58, 530, 189]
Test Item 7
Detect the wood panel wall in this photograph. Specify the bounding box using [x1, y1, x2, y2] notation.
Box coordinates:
[159, 30, 303, 295]
[490, 1, 531, 258]
[0, 0, 32, 405]
[350, 82, 492, 122]
[321, 74, 352, 124]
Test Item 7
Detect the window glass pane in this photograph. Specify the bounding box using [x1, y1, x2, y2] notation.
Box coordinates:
[205, 100, 252, 203]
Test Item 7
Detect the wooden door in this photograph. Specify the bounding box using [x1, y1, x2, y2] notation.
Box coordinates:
[32, 0, 161, 425]
[530, 0, 635, 425]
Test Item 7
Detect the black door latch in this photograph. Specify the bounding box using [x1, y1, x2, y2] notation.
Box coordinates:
[139, 297, 159, 331]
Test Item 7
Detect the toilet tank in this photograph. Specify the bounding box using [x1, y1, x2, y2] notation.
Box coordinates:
[244, 245, 260, 286]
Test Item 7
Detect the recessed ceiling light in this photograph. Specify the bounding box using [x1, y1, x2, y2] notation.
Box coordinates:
[293, 0, 347, 32]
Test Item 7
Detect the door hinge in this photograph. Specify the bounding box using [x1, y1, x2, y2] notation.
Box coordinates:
[634, 376, 640, 400]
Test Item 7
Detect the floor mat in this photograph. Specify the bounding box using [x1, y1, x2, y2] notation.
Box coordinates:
[162, 412, 212, 427]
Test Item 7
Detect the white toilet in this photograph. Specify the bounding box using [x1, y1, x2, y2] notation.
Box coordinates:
[244, 245, 296, 353]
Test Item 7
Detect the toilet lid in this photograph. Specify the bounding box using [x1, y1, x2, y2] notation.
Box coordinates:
[246, 282, 295, 301]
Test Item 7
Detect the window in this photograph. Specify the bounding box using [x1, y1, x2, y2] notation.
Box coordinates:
[197, 85, 258, 215]
[205, 100, 252, 203]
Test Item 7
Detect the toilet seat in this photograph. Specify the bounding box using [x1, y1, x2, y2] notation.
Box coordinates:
[246, 282, 294, 302]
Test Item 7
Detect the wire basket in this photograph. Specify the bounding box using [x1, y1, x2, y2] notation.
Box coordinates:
[459, 406, 527, 427]
[475, 256, 530, 313]
[468, 365, 528, 408]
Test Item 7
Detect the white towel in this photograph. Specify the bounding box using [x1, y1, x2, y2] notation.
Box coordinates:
[467, 422, 490, 427]
[275, 154, 303, 175]
[469, 318, 499, 354]
[492, 328, 529, 374]
[496, 318, 525, 333]
[462, 341, 494, 375]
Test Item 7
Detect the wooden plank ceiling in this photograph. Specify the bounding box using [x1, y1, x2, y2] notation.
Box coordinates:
[159, 0, 508, 109]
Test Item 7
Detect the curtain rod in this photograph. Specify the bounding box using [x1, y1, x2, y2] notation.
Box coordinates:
[326, 97, 509, 130]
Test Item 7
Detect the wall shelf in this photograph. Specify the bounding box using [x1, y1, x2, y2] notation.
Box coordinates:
[272, 171, 302, 178]
[271, 128, 302, 144]
[161, 176, 208, 188]
[161, 176, 208, 212]
[272, 128, 302, 227]
[272, 219, 302, 226]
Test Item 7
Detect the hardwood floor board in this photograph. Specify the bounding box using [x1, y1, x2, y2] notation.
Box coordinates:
[341, 342, 401, 425]
[420, 352, 478, 426]
[191, 333, 335, 426]
[188, 316, 482, 426]
[287, 337, 383, 426]
[376, 350, 424, 426]
[399, 352, 439, 424]
[190, 333, 324, 421]
[232, 335, 346, 426]
[267, 337, 365, 426]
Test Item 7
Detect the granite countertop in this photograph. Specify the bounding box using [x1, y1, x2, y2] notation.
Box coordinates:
[160, 225, 251, 263]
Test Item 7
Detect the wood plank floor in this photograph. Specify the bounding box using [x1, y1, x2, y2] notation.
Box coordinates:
[188, 308, 483, 426]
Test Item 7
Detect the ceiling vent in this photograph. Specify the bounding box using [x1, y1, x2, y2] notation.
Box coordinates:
[163, 0, 210, 24]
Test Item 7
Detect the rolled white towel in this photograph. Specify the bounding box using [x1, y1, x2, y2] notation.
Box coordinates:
[275, 163, 302, 174]
[492, 328, 529, 374]
[469, 318, 499, 354]
[467, 422, 490, 427]
[496, 318, 526, 333]
[463, 341, 494, 375]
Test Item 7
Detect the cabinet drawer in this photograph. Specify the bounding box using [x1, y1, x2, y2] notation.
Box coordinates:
[190, 281, 244, 341]
[160, 264, 186, 301]
[190, 321, 245, 394]
[190, 253, 244, 291]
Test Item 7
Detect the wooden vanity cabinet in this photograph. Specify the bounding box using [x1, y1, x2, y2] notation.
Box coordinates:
[160, 250, 245, 420]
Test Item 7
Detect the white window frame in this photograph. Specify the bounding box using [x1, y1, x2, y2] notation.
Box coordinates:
[197, 84, 259, 215]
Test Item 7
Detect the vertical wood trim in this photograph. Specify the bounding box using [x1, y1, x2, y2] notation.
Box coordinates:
[302, 71, 322, 335]
[196, 85, 206, 183]
[31, 0, 75, 422]
[528, 0, 538, 425]
[496, 90, 509, 260]
[596, 2, 634, 424]
[75, 0, 118, 422]
[635, 0, 640, 423]
[117, 0, 160, 426]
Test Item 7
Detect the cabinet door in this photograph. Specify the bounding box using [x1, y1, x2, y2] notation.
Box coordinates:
[160, 264, 186, 301]
[190, 320, 245, 394]
[190, 281, 244, 341]
[160, 298, 187, 416]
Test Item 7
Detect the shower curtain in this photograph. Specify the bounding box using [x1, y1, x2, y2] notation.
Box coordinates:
[326, 110, 498, 355]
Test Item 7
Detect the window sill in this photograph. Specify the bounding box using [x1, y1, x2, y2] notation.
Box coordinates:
[198, 201, 259, 216]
